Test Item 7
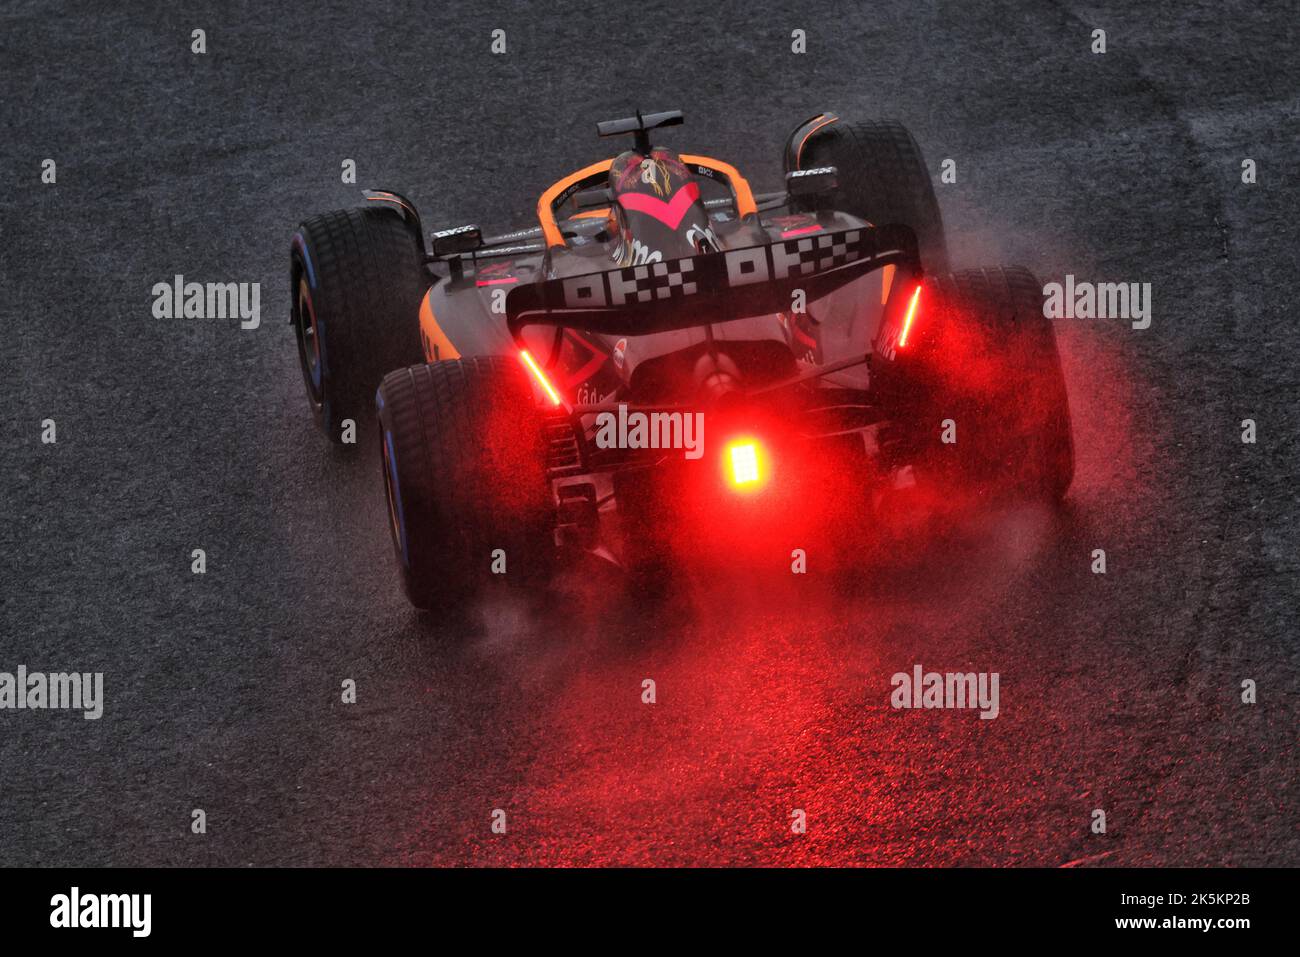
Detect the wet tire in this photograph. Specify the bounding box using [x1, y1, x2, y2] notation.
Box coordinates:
[291, 206, 427, 442]
[879, 266, 1073, 502]
[376, 357, 552, 610]
[800, 119, 950, 273]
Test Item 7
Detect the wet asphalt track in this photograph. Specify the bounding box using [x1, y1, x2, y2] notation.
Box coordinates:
[1, 1, 1297, 866]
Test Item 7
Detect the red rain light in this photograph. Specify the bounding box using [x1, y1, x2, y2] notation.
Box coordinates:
[728, 440, 761, 486]
[898, 285, 922, 348]
[519, 350, 563, 406]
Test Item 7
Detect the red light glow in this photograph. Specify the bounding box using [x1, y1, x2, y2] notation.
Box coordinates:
[898, 285, 922, 348]
[727, 440, 763, 487]
[519, 350, 563, 406]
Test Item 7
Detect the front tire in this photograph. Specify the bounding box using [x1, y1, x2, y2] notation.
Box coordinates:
[376, 358, 553, 610]
[291, 206, 427, 442]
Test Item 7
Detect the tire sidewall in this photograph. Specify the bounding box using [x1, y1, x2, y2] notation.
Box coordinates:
[291, 207, 427, 443]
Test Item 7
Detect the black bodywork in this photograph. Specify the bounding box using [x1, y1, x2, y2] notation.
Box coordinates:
[376, 111, 930, 565]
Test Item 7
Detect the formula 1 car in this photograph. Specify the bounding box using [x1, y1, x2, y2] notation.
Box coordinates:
[289, 110, 1073, 609]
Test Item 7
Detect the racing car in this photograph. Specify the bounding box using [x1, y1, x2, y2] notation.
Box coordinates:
[289, 110, 1073, 609]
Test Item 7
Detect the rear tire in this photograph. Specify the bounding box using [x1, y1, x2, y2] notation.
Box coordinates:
[878, 266, 1073, 502]
[291, 207, 427, 443]
[799, 119, 949, 273]
[376, 358, 553, 610]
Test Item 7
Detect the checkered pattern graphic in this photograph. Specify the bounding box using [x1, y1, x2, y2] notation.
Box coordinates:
[781, 229, 864, 276]
[613, 256, 697, 303]
[567, 229, 874, 311]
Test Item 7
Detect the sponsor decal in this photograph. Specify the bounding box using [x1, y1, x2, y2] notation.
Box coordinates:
[626, 238, 662, 266]
[772, 213, 822, 238]
[559, 229, 876, 309]
[470, 244, 542, 259]
[612, 236, 663, 268]
[432, 224, 478, 239]
[781, 224, 823, 238]
[787, 166, 835, 178]
[490, 226, 543, 242]
[475, 260, 518, 286]
[575, 382, 614, 405]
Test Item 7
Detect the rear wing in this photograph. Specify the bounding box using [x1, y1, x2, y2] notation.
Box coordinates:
[505, 224, 921, 353]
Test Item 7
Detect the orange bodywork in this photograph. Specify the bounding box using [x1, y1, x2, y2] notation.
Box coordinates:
[419, 289, 460, 362]
[537, 159, 614, 248]
[880, 263, 896, 304]
[365, 190, 418, 220]
[794, 112, 838, 167]
[678, 154, 758, 219]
